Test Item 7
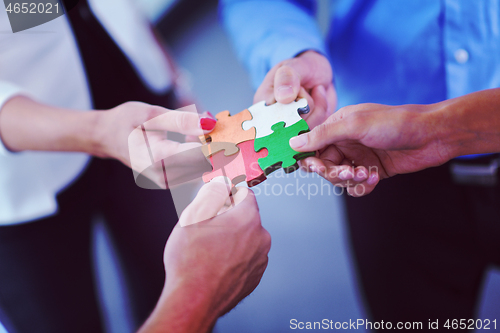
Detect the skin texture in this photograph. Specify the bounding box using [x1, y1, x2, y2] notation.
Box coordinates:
[289, 88, 500, 196]
[254, 50, 337, 129]
[0, 96, 215, 188]
[138, 179, 271, 333]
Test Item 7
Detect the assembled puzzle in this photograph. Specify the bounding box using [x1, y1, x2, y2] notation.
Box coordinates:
[199, 99, 315, 187]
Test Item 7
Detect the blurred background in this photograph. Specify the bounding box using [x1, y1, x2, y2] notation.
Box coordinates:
[1, 0, 499, 332]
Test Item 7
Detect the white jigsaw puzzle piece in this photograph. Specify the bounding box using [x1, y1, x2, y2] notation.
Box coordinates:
[242, 98, 308, 138]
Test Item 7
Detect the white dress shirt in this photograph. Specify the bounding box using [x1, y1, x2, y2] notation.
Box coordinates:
[0, 0, 173, 225]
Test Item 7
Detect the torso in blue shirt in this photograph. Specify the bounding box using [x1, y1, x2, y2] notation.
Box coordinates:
[328, 0, 500, 109]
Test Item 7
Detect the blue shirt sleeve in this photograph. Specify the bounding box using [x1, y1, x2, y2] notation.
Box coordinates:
[220, 0, 327, 89]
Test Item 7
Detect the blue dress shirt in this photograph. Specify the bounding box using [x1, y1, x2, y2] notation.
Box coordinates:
[221, 0, 500, 108]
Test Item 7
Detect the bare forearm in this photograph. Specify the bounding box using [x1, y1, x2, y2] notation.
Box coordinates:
[431, 88, 500, 159]
[138, 281, 217, 333]
[0, 96, 101, 154]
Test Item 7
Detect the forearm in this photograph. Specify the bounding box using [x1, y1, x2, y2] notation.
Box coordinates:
[431, 88, 500, 158]
[220, 0, 326, 88]
[0, 96, 101, 154]
[138, 280, 217, 333]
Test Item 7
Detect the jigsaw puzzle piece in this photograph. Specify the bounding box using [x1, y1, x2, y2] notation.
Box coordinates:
[242, 98, 309, 139]
[200, 141, 239, 157]
[202, 149, 247, 187]
[254, 120, 315, 175]
[200, 109, 255, 145]
[237, 140, 268, 187]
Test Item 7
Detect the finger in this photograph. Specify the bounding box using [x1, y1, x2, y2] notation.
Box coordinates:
[179, 176, 232, 226]
[289, 114, 358, 152]
[321, 163, 355, 186]
[297, 87, 314, 116]
[302, 85, 328, 128]
[143, 109, 214, 136]
[350, 166, 368, 182]
[214, 188, 260, 230]
[229, 186, 250, 208]
[346, 168, 380, 197]
[217, 186, 250, 215]
[147, 135, 202, 162]
[347, 181, 377, 197]
[367, 169, 380, 186]
[308, 157, 367, 187]
[318, 144, 344, 165]
[300, 156, 347, 184]
[299, 156, 325, 173]
[325, 83, 337, 116]
[254, 66, 279, 105]
[274, 65, 301, 104]
[184, 135, 199, 143]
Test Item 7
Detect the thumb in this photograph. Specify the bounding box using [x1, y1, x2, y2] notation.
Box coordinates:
[274, 65, 301, 104]
[179, 176, 232, 226]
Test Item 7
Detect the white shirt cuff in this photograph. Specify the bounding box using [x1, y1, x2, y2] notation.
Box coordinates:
[0, 81, 25, 156]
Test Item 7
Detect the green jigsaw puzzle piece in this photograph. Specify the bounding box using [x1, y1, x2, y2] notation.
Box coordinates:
[254, 120, 315, 175]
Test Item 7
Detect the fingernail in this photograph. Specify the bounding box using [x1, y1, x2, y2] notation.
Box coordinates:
[339, 170, 352, 180]
[276, 85, 294, 101]
[289, 134, 307, 149]
[211, 176, 231, 185]
[199, 117, 216, 131]
[367, 172, 379, 185]
[309, 164, 318, 173]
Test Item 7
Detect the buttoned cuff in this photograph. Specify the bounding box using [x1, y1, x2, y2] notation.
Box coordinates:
[0, 82, 25, 155]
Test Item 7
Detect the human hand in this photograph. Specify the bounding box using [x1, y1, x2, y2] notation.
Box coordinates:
[289, 103, 452, 196]
[139, 178, 271, 333]
[93, 102, 216, 188]
[254, 50, 337, 128]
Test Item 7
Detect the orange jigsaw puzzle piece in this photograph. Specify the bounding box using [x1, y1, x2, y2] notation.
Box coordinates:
[200, 141, 239, 157]
[200, 109, 255, 146]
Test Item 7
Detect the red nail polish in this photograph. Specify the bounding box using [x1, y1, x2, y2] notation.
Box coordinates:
[200, 117, 217, 130]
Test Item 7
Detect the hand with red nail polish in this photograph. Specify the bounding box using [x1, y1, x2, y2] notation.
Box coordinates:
[84, 102, 216, 189]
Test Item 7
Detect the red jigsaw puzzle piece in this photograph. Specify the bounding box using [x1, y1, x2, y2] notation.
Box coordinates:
[203, 140, 268, 187]
[237, 140, 268, 187]
[203, 150, 247, 186]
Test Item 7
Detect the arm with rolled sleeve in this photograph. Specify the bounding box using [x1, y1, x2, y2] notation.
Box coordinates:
[220, 0, 327, 89]
[0, 82, 25, 155]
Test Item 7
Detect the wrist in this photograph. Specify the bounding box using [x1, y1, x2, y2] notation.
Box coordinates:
[139, 278, 218, 333]
[87, 110, 110, 158]
[419, 101, 460, 162]
[428, 95, 488, 162]
[429, 95, 492, 160]
[164, 276, 220, 324]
